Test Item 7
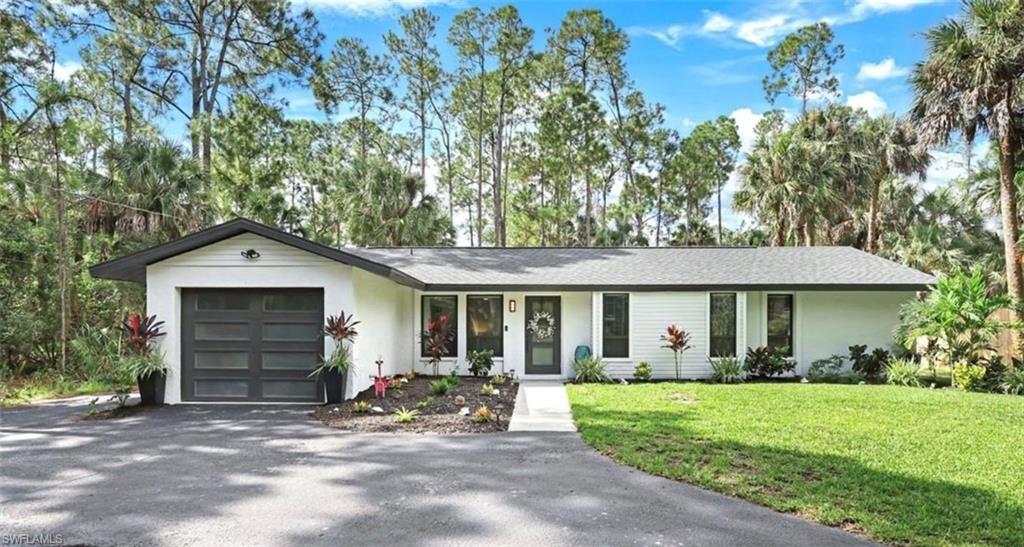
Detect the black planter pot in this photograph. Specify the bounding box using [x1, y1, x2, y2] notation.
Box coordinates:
[322, 369, 346, 404]
[137, 371, 166, 406]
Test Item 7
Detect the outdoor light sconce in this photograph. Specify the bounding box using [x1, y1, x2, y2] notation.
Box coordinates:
[508, 299, 517, 313]
[241, 249, 261, 260]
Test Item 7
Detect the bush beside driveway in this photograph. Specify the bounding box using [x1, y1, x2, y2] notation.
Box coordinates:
[567, 382, 1024, 546]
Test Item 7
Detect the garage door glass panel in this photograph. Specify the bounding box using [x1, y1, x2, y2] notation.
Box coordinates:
[264, 293, 319, 312]
[195, 322, 249, 340]
[194, 351, 249, 369]
[196, 292, 250, 311]
[183, 288, 323, 403]
[263, 322, 319, 341]
[262, 352, 319, 370]
[194, 380, 249, 398]
[261, 380, 317, 399]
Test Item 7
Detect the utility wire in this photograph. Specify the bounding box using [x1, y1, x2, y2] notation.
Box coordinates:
[7, 178, 190, 221]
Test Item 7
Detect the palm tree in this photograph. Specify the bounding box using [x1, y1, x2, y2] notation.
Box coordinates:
[794, 106, 871, 246]
[86, 139, 208, 238]
[911, 0, 1024, 320]
[735, 112, 799, 246]
[864, 115, 930, 254]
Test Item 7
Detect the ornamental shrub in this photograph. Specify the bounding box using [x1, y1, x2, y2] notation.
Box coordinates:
[572, 356, 611, 384]
[633, 362, 652, 382]
[743, 346, 794, 377]
[885, 358, 922, 387]
[709, 356, 745, 384]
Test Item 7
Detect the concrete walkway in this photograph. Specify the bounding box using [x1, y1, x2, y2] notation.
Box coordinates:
[508, 379, 577, 432]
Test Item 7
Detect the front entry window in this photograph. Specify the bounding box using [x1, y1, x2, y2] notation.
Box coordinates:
[766, 294, 794, 357]
[467, 295, 503, 357]
[709, 293, 737, 357]
[602, 294, 629, 358]
[422, 295, 457, 357]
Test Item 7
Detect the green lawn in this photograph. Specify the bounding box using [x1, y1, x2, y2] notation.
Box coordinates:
[0, 375, 129, 406]
[567, 383, 1024, 546]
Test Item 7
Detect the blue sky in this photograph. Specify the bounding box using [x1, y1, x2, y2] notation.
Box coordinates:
[54, 0, 972, 231]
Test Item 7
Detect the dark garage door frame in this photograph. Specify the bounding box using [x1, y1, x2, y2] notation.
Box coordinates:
[181, 288, 325, 403]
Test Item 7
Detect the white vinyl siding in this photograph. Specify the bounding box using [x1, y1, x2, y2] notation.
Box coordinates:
[630, 292, 708, 379]
[158, 233, 330, 268]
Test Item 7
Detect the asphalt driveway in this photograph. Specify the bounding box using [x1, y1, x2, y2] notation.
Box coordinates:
[1, 398, 869, 546]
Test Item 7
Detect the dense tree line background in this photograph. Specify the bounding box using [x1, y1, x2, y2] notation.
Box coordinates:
[1, 1, 1019, 386]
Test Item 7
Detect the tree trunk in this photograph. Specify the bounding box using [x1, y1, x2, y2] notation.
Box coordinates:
[0, 106, 9, 171]
[123, 78, 133, 142]
[717, 183, 723, 244]
[584, 173, 592, 246]
[48, 106, 68, 374]
[539, 163, 546, 246]
[803, 221, 815, 247]
[998, 131, 1024, 343]
[493, 95, 506, 247]
[655, 174, 664, 247]
[866, 177, 881, 254]
[420, 103, 427, 184]
[190, 55, 201, 160]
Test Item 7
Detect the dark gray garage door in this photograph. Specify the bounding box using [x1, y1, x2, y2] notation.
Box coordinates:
[181, 288, 324, 402]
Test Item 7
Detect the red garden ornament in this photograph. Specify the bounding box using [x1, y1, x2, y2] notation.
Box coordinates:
[373, 358, 388, 399]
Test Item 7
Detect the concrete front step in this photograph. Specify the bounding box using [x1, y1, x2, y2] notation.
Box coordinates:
[507, 380, 577, 432]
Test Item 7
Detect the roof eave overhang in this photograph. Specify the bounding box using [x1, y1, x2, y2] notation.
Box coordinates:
[89, 219, 426, 290]
[419, 283, 932, 292]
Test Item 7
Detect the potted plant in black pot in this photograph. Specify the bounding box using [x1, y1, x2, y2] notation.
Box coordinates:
[312, 311, 359, 404]
[121, 313, 167, 406]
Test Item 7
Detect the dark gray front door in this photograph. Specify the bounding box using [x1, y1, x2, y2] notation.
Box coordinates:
[181, 288, 324, 402]
[525, 296, 561, 375]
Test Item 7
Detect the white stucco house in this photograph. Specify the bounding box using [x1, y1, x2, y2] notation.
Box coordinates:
[90, 218, 936, 404]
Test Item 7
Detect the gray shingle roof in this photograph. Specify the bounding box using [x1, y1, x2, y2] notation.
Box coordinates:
[89, 219, 935, 290]
[345, 246, 936, 290]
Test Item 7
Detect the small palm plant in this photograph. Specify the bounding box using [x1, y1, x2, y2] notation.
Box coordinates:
[393, 407, 419, 423]
[660, 324, 692, 380]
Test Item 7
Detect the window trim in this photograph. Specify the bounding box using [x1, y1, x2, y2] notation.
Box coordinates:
[764, 292, 795, 358]
[601, 293, 631, 359]
[421, 294, 458, 358]
[708, 292, 738, 358]
[466, 294, 504, 358]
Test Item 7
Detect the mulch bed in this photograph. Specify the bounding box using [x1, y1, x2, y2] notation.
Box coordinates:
[310, 375, 518, 433]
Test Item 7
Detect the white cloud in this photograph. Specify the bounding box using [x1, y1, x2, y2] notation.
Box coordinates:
[856, 58, 909, 81]
[736, 15, 806, 47]
[846, 90, 887, 117]
[923, 141, 990, 191]
[702, 11, 734, 33]
[686, 56, 762, 86]
[627, 11, 735, 49]
[631, 24, 689, 49]
[297, 0, 454, 17]
[634, 0, 941, 49]
[52, 61, 81, 82]
[730, 107, 764, 155]
[850, 0, 944, 19]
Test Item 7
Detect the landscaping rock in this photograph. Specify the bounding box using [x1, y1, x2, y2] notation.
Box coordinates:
[311, 375, 519, 433]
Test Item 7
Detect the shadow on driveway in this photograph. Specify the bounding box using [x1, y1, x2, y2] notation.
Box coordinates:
[1, 399, 869, 546]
